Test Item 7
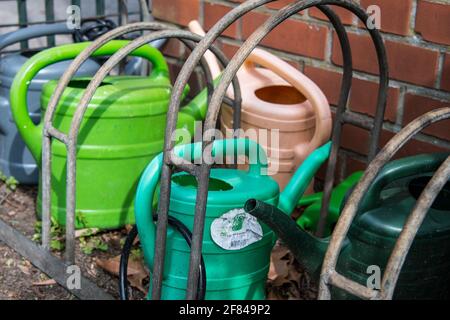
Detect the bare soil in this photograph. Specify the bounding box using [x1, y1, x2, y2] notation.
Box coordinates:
[0, 182, 316, 300]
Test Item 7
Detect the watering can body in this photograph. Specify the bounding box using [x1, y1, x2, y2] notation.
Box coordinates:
[188, 20, 331, 191]
[10, 40, 208, 229]
[220, 51, 331, 191]
[135, 138, 332, 299]
[246, 152, 450, 299]
[0, 23, 101, 184]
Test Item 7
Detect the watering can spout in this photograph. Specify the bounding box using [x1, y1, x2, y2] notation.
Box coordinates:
[278, 141, 332, 215]
[244, 141, 333, 279]
[244, 199, 328, 279]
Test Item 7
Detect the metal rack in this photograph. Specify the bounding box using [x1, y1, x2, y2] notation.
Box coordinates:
[0, 18, 241, 298]
[152, 0, 388, 300]
[319, 107, 450, 300]
[0, 1, 163, 300]
[3, 0, 440, 301]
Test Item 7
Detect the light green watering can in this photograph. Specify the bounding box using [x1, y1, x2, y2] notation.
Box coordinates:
[10, 40, 211, 229]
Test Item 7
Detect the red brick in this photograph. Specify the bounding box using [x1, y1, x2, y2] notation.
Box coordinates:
[162, 38, 182, 58]
[403, 93, 450, 141]
[242, 11, 328, 59]
[345, 156, 367, 176]
[220, 41, 239, 60]
[349, 78, 399, 122]
[442, 53, 450, 92]
[386, 41, 439, 88]
[303, 66, 342, 106]
[341, 124, 370, 155]
[359, 0, 413, 36]
[415, 0, 450, 46]
[153, 0, 199, 27]
[228, 0, 304, 12]
[309, 6, 354, 25]
[204, 3, 237, 38]
[380, 130, 450, 159]
[332, 32, 440, 88]
[221, 42, 239, 59]
[221, 41, 301, 69]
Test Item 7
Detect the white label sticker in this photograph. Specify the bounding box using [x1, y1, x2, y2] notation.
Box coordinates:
[210, 208, 263, 250]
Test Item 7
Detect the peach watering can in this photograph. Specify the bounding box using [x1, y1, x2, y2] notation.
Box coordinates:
[188, 21, 332, 190]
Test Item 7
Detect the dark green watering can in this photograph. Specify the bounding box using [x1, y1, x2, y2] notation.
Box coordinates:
[135, 138, 332, 299]
[245, 152, 450, 299]
[10, 40, 210, 229]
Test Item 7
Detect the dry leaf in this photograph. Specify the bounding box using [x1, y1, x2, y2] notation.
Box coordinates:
[18, 264, 30, 275]
[75, 228, 100, 238]
[268, 243, 290, 281]
[32, 279, 56, 286]
[266, 242, 318, 300]
[96, 255, 148, 293]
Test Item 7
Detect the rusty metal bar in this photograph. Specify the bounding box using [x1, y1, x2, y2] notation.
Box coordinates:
[319, 107, 450, 300]
[17, 0, 28, 50]
[315, 0, 388, 237]
[328, 271, 378, 300]
[41, 21, 173, 255]
[154, 0, 273, 300]
[43, 22, 241, 266]
[0, 218, 114, 299]
[154, 0, 361, 299]
[76, 30, 242, 300]
[118, 0, 128, 26]
[45, 0, 55, 47]
[186, 0, 366, 299]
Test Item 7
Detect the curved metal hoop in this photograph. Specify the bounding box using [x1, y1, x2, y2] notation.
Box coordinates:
[319, 107, 450, 300]
[153, 0, 388, 300]
[40, 23, 241, 264]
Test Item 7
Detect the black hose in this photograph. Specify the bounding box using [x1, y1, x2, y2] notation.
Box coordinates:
[73, 18, 117, 42]
[119, 217, 207, 300]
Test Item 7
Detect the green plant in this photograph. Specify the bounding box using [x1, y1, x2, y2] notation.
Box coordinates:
[32, 217, 65, 251]
[79, 235, 108, 255]
[75, 211, 88, 228]
[0, 171, 18, 191]
[130, 248, 143, 261]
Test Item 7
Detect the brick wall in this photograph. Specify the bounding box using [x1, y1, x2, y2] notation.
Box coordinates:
[152, 0, 450, 182]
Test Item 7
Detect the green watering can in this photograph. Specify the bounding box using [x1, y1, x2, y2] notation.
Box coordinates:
[135, 138, 332, 299]
[10, 40, 210, 229]
[246, 152, 450, 299]
[297, 171, 363, 236]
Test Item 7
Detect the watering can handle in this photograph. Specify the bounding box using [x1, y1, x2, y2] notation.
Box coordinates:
[360, 152, 450, 212]
[243, 49, 332, 155]
[0, 23, 76, 52]
[9, 40, 169, 162]
[134, 138, 268, 269]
